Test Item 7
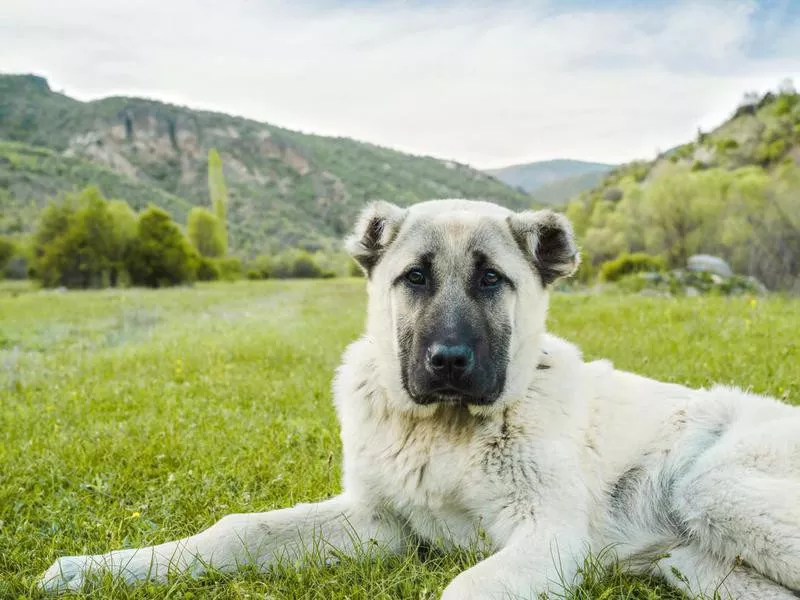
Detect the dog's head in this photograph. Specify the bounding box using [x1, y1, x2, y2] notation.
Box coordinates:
[346, 199, 578, 416]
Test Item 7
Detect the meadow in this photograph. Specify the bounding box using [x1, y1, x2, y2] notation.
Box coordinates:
[1, 280, 798, 599]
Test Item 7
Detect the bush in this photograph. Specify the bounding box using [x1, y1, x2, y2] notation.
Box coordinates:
[774, 94, 798, 116]
[755, 139, 787, 166]
[107, 200, 137, 287]
[245, 255, 272, 280]
[216, 256, 243, 281]
[715, 138, 739, 152]
[599, 253, 667, 282]
[0, 236, 15, 278]
[603, 187, 623, 202]
[4, 252, 30, 280]
[32, 187, 116, 289]
[271, 250, 331, 279]
[617, 270, 767, 297]
[290, 252, 326, 278]
[126, 206, 197, 288]
[196, 256, 221, 281]
[187, 207, 225, 258]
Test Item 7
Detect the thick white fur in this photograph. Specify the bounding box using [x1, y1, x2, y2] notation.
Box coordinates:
[41, 201, 800, 599]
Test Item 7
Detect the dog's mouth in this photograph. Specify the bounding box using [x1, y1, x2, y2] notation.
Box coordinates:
[412, 387, 495, 406]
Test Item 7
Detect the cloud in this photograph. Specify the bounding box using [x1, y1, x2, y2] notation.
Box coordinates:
[1, 0, 798, 167]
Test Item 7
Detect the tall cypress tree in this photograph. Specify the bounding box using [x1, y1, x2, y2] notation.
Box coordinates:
[207, 148, 229, 255]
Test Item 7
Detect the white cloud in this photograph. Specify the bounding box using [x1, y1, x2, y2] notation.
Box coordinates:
[1, 0, 798, 167]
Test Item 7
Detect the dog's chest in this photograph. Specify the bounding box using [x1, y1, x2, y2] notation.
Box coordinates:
[351, 408, 520, 548]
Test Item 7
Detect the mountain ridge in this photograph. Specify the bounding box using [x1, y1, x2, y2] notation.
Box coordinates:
[486, 158, 615, 201]
[0, 73, 532, 254]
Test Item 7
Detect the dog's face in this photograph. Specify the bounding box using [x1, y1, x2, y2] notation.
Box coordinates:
[346, 199, 578, 416]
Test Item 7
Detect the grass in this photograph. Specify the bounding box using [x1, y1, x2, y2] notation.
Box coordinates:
[1, 280, 798, 599]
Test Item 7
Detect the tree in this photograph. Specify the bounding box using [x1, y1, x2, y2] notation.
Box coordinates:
[32, 187, 115, 288]
[107, 200, 138, 286]
[187, 207, 225, 258]
[207, 149, 229, 254]
[722, 165, 800, 291]
[0, 236, 15, 277]
[638, 166, 724, 266]
[126, 206, 197, 288]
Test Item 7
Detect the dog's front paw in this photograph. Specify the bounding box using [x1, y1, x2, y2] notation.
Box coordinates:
[441, 563, 542, 600]
[441, 571, 504, 600]
[39, 555, 94, 593]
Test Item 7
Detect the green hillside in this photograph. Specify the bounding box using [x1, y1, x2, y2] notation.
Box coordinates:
[565, 83, 800, 291]
[0, 141, 192, 234]
[0, 74, 531, 254]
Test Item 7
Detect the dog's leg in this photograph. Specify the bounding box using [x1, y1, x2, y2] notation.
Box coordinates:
[440, 519, 588, 600]
[39, 494, 406, 593]
[653, 546, 798, 600]
[675, 418, 800, 593]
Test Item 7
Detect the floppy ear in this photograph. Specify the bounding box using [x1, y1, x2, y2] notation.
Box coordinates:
[345, 201, 408, 276]
[507, 209, 580, 286]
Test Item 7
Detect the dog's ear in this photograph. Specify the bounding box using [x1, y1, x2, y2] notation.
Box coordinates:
[507, 209, 580, 286]
[345, 201, 408, 276]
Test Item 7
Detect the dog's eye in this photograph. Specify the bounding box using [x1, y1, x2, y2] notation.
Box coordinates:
[480, 269, 502, 288]
[406, 268, 427, 286]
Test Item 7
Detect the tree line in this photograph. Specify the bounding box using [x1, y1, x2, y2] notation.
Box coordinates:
[0, 186, 356, 288]
[567, 162, 800, 292]
[0, 148, 365, 288]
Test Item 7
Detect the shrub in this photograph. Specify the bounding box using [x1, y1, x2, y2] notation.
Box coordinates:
[107, 200, 137, 287]
[196, 256, 221, 281]
[271, 250, 330, 279]
[32, 187, 116, 289]
[290, 252, 326, 278]
[774, 94, 798, 116]
[691, 160, 706, 172]
[0, 236, 15, 278]
[599, 253, 667, 282]
[630, 163, 650, 182]
[216, 257, 243, 281]
[715, 138, 739, 152]
[755, 139, 787, 166]
[245, 255, 272, 280]
[617, 270, 767, 297]
[126, 206, 197, 288]
[4, 252, 30, 280]
[187, 207, 225, 258]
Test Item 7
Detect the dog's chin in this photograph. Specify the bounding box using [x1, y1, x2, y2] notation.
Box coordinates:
[409, 388, 499, 408]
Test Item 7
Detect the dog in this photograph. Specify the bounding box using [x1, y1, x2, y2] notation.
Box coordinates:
[41, 199, 800, 599]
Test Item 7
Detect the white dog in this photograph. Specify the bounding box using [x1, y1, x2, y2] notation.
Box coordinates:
[42, 200, 800, 599]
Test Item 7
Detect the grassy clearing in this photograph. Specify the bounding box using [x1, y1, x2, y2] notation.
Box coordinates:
[1, 280, 798, 599]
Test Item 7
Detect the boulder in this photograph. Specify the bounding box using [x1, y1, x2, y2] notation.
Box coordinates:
[686, 254, 733, 277]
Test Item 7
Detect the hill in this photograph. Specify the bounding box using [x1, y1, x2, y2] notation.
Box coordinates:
[565, 82, 800, 291]
[571, 85, 800, 212]
[0, 74, 531, 254]
[485, 159, 615, 199]
[527, 170, 611, 206]
[0, 140, 193, 235]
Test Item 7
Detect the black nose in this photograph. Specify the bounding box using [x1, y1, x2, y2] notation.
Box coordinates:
[426, 343, 475, 381]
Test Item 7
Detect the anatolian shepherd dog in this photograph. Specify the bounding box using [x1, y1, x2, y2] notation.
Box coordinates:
[42, 199, 800, 599]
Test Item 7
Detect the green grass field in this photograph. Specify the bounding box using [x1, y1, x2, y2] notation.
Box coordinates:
[1, 280, 798, 599]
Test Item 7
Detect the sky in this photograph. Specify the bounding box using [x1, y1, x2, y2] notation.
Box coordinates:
[1, 0, 799, 168]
